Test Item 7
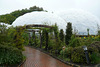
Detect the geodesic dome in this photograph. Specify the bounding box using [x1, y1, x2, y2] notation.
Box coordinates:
[57, 9, 100, 35]
[12, 11, 66, 32]
[12, 10, 100, 35]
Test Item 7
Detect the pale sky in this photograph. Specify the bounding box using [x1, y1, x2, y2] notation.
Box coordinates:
[0, 0, 100, 19]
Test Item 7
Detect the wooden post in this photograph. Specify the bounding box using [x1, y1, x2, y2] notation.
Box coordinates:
[28, 33, 31, 45]
[45, 31, 48, 51]
[34, 31, 36, 46]
[40, 31, 42, 48]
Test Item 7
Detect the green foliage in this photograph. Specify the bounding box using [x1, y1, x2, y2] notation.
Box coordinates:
[88, 41, 100, 53]
[0, 25, 25, 65]
[0, 14, 16, 24]
[13, 26, 25, 50]
[53, 24, 62, 51]
[97, 30, 100, 35]
[53, 24, 59, 39]
[29, 6, 43, 12]
[65, 22, 72, 45]
[68, 45, 100, 64]
[87, 28, 90, 36]
[65, 47, 73, 58]
[22, 32, 29, 46]
[60, 48, 69, 58]
[0, 44, 23, 65]
[59, 29, 64, 42]
[95, 35, 100, 41]
[41, 29, 46, 47]
[71, 47, 86, 63]
[0, 24, 9, 43]
[90, 52, 100, 64]
[69, 35, 81, 47]
[7, 27, 16, 44]
[0, 6, 44, 24]
[78, 35, 100, 47]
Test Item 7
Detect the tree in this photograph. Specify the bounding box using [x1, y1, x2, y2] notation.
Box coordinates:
[59, 29, 64, 42]
[53, 24, 62, 52]
[87, 28, 89, 36]
[97, 30, 100, 35]
[0, 14, 16, 24]
[0, 6, 44, 24]
[97, 24, 100, 35]
[45, 30, 48, 50]
[65, 22, 72, 45]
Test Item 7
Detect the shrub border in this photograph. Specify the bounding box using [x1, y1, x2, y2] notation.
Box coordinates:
[29, 46, 100, 67]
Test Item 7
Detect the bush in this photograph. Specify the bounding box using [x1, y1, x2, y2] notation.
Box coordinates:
[71, 47, 86, 63]
[88, 46, 99, 54]
[0, 44, 24, 65]
[90, 52, 100, 64]
[60, 47, 73, 59]
[88, 41, 100, 53]
[71, 45, 99, 64]
[69, 35, 81, 47]
[88, 41, 100, 64]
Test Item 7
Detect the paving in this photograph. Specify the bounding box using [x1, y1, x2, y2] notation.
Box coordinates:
[22, 46, 72, 67]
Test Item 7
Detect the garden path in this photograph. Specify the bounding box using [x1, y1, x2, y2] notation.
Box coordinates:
[22, 46, 71, 67]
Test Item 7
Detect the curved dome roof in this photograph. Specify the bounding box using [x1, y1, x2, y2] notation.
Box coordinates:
[57, 9, 100, 35]
[12, 11, 66, 31]
[12, 10, 100, 35]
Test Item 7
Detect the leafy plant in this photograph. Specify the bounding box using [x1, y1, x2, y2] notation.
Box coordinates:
[69, 34, 81, 47]
[0, 44, 24, 65]
[65, 22, 72, 45]
[59, 29, 64, 42]
[90, 52, 100, 64]
[71, 47, 86, 63]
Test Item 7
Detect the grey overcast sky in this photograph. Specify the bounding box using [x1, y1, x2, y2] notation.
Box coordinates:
[0, 0, 100, 19]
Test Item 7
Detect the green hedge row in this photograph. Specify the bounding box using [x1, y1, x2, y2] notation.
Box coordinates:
[0, 44, 23, 65]
[60, 41, 100, 64]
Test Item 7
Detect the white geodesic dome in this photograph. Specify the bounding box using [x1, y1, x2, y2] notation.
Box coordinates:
[12, 11, 67, 32]
[12, 10, 100, 35]
[57, 9, 100, 35]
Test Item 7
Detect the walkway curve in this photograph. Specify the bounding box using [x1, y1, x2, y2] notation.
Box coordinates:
[22, 46, 71, 67]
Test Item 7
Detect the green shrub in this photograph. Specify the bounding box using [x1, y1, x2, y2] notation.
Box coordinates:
[65, 22, 72, 45]
[88, 41, 100, 53]
[94, 35, 100, 41]
[71, 45, 99, 64]
[69, 35, 81, 47]
[60, 47, 73, 59]
[71, 47, 86, 63]
[90, 52, 100, 64]
[88, 46, 99, 54]
[22, 32, 29, 46]
[0, 44, 24, 65]
[65, 47, 73, 58]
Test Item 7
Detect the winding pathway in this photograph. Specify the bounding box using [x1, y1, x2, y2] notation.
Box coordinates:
[22, 47, 71, 67]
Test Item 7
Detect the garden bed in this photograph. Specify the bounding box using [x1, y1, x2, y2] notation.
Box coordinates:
[29, 46, 100, 67]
